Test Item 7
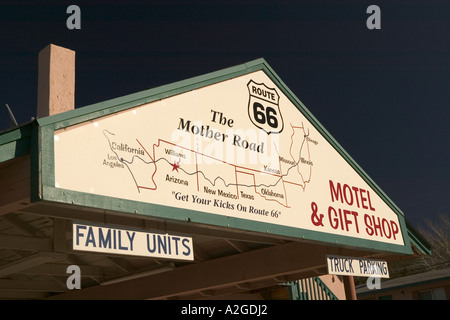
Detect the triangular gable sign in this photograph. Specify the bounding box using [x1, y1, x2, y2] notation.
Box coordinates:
[41, 59, 409, 253]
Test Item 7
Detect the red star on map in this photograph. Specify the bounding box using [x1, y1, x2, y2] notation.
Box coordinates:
[171, 160, 180, 172]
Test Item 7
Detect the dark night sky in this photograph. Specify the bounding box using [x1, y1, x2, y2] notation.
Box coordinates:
[0, 1, 449, 230]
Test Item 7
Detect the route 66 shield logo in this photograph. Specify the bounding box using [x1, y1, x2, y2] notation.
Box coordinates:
[247, 80, 284, 134]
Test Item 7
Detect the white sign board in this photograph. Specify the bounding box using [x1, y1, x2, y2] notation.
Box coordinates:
[327, 255, 389, 278]
[55, 70, 404, 248]
[73, 223, 194, 261]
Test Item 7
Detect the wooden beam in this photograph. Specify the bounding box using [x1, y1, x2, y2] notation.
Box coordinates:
[226, 239, 251, 253]
[20, 202, 285, 246]
[22, 263, 104, 278]
[3, 214, 44, 236]
[0, 279, 66, 292]
[0, 252, 66, 277]
[0, 234, 52, 251]
[53, 218, 68, 253]
[48, 241, 327, 300]
[0, 156, 31, 217]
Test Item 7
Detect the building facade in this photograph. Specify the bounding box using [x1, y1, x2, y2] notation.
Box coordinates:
[0, 44, 431, 299]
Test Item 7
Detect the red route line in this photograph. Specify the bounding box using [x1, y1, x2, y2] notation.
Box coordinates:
[134, 129, 312, 201]
[153, 138, 285, 178]
[236, 170, 290, 208]
[283, 180, 306, 187]
[138, 186, 156, 190]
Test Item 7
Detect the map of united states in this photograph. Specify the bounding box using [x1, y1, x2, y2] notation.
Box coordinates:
[103, 122, 316, 208]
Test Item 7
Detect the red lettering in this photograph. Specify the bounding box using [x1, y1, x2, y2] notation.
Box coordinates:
[328, 206, 340, 230]
[367, 190, 376, 211]
[352, 211, 360, 233]
[343, 209, 351, 231]
[382, 218, 391, 239]
[330, 181, 376, 211]
[390, 221, 399, 240]
[364, 214, 374, 236]
[329, 180, 342, 203]
[352, 186, 360, 207]
[360, 189, 368, 209]
[343, 184, 354, 206]
[372, 216, 382, 237]
[364, 214, 399, 239]
[329, 206, 360, 233]
[343, 209, 359, 233]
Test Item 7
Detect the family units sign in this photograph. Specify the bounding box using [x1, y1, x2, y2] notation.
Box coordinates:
[73, 222, 194, 261]
[51, 64, 407, 252]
